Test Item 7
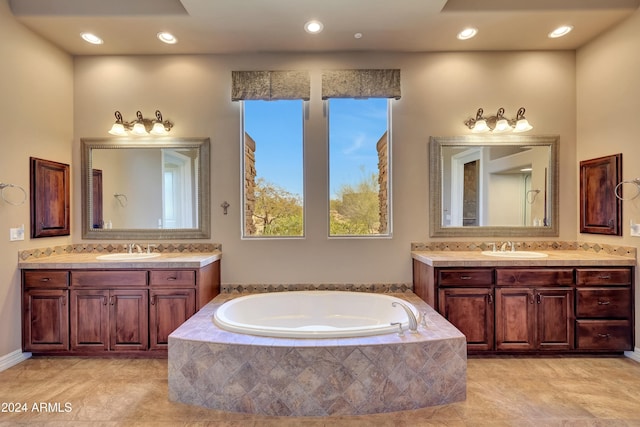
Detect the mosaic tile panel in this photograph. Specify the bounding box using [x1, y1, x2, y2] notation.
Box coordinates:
[168, 293, 467, 416]
[221, 283, 413, 294]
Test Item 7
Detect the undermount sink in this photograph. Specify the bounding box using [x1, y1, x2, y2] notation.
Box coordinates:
[96, 253, 161, 261]
[481, 251, 548, 259]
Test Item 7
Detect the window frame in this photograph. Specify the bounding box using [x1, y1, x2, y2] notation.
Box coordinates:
[326, 98, 393, 239]
[240, 99, 306, 239]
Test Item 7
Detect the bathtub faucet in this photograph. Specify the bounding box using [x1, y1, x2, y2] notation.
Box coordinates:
[391, 301, 418, 333]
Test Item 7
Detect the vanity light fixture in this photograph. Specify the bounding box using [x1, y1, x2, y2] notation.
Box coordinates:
[108, 110, 173, 136]
[464, 107, 533, 133]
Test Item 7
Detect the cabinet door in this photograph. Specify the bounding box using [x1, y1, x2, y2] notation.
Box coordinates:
[149, 289, 196, 350]
[496, 288, 536, 351]
[110, 289, 149, 351]
[30, 157, 70, 238]
[71, 289, 109, 351]
[579, 154, 622, 235]
[439, 288, 494, 351]
[23, 289, 69, 351]
[535, 288, 574, 350]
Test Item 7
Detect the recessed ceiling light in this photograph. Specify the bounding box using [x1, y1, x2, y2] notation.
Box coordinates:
[304, 20, 324, 34]
[80, 32, 103, 45]
[157, 32, 178, 44]
[548, 25, 573, 38]
[457, 28, 478, 40]
[354, 33, 363, 39]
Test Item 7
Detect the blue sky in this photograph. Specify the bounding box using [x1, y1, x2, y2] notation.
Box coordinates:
[244, 98, 388, 199]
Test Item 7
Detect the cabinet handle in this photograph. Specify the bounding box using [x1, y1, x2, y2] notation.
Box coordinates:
[150, 295, 156, 305]
[598, 275, 611, 280]
[167, 277, 177, 281]
[61, 296, 66, 306]
[597, 300, 611, 305]
[487, 294, 493, 304]
[459, 275, 472, 280]
[536, 293, 541, 304]
[597, 333, 611, 339]
[102, 296, 108, 305]
[109, 296, 115, 305]
[40, 277, 50, 282]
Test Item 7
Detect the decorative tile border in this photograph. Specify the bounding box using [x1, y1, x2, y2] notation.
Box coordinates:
[410, 241, 636, 258]
[221, 283, 413, 294]
[18, 243, 222, 261]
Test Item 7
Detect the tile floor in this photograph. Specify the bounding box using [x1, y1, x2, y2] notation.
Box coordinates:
[0, 356, 639, 426]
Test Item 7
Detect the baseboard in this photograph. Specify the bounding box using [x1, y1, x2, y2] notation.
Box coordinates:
[624, 347, 640, 363]
[0, 349, 31, 372]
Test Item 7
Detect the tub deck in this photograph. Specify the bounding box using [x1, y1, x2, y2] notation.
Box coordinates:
[168, 292, 467, 416]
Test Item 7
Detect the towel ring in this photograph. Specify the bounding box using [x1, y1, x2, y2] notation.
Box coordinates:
[614, 178, 640, 201]
[0, 183, 27, 206]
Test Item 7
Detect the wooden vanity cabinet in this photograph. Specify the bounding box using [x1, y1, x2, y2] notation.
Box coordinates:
[495, 269, 574, 351]
[149, 270, 197, 350]
[415, 261, 633, 355]
[22, 271, 70, 352]
[22, 260, 220, 356]
[436, 269, 494, 351]
[575, 268, 633, 351]
[70, 271, 149, 352]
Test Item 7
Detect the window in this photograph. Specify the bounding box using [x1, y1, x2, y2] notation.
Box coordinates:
[242, 100, 304, 237]
[328, 98, 391, 236]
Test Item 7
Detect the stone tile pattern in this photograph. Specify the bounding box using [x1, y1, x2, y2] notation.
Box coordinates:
[222, 283, 412, 294]
[168, 293, 467, 416]
[411, 240, 636, 258]
[18, 242, 222, 261]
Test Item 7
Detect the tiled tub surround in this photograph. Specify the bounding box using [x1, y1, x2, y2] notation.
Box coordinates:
[168, 292, 467, 416]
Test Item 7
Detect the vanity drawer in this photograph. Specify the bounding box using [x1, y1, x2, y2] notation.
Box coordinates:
[496, 269, 574, 287]
[23, 270, 69, 288]
[149, 270, 196, 287]
[71, 270, 147, 287]
[576, 268, 631, 286]
[576, 320, 632, 350]
[438, 269, 493, 286]
[576, 288, 631, 318]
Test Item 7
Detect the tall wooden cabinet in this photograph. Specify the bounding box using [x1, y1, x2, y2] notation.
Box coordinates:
[22, 260, 220, 356]
[414, 260, 634, 355]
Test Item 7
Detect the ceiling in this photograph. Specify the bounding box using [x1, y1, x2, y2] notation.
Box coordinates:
[8, 0, 640, 55]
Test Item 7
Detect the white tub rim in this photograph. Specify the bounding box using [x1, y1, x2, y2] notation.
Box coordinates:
[213, 291, 420, 339]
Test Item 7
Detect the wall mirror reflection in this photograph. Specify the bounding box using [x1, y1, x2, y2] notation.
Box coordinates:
[429, 135, 559, 237]
[81, 138, 210, 239]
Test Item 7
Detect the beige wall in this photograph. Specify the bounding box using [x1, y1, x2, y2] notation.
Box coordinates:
[73, 51, 577, 287]
[577, 9, 640, 348]
[0, 0, 73, 357]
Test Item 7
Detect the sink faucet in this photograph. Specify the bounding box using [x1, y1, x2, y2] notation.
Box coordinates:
[127, 243, 142, 254]
[500, 241, 515, 252]
[391, 301, 418, 333]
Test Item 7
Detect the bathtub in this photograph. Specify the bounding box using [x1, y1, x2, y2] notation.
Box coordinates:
[213, 291, 420, 338]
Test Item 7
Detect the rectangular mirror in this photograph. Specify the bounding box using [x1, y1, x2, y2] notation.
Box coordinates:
[429, 135, 559, 237]
[81, 138, 210, 239]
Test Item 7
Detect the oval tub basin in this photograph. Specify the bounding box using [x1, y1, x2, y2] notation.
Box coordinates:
[213, 291, 419, 338]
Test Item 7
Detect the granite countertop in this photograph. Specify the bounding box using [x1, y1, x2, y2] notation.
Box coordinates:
[412, 250, 636, 267]
[18, 251, 221, 269]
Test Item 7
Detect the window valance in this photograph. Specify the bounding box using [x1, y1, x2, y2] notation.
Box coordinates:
[231, 70, 310, 101]
[321, 69, 401, 100]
